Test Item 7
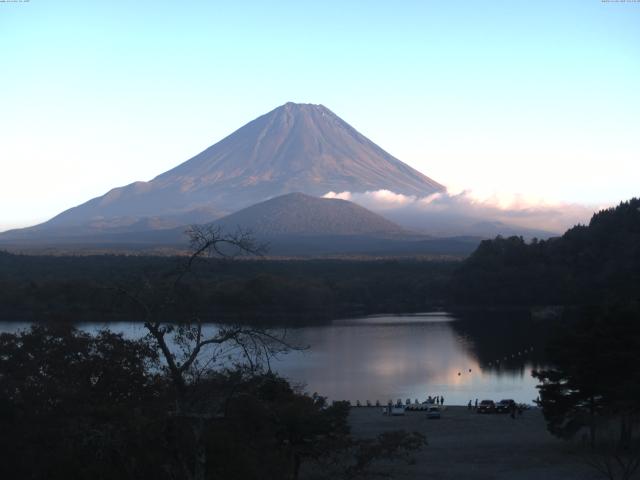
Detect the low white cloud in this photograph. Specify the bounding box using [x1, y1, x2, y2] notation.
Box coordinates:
[324, 189, 599, 236]
[325, 189, 419, 208]
[323, 191, 352, 201]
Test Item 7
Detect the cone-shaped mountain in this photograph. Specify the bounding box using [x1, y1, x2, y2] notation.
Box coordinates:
[20, 102, 445, 232]
[214, 192, 405, 237]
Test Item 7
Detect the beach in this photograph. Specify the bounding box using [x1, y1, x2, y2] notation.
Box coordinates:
[348, 406, 600, 479]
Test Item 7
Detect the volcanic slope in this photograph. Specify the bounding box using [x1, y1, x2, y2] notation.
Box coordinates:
[5, 102, 444, 238]
[213, 192, 406, 237]
[209, 193, 480, 257]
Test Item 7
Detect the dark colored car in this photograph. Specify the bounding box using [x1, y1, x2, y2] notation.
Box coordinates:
[426, 406, 441, 419]
[496, 399, 516, 413]
[477, 399, 496, 413]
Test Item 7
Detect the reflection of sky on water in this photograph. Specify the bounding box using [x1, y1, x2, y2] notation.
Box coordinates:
[0, 314, 542, 405]
[273, 313, 541, 405]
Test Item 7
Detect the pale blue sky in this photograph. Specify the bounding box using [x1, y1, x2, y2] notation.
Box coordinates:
[1, 0, 639, 230]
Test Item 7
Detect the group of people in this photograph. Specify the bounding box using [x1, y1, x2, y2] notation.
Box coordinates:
[426, 395, 444, 405]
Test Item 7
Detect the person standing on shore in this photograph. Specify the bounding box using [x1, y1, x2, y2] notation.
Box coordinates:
[468, 400, 472, 410]
[474, 398, 478, 409]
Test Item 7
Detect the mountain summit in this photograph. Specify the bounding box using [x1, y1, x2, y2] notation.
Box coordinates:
[25, 102, 444, 233]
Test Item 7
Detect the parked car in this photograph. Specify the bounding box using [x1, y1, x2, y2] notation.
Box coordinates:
[391, 405, 406, 416]
[382, 405, 406, 416]
[496, 399, 516, 413]
[426, 406, 441, 419]
[477, 399, 496, 413]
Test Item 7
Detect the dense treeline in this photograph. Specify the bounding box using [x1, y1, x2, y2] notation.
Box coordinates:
[533, 305, 640, 440]
[2, 198, 638, 323]
[0, 325, 424, 479]
[450, 198, 640, 307]
[0, 253, 456, 324]
[531, 303, 640, 479]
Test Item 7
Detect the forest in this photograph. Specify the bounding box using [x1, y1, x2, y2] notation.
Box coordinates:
[0, 323, 425, 480]
[1, 199, 639, 325]
[449, 198, 640, 308]
[0, 252, 455, 324]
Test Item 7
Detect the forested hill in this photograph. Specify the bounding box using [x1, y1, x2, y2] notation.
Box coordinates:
[450, 198, 640, 306]
[0, 253, 455, 323]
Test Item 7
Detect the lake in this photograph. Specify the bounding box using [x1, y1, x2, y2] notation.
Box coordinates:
[0, 311, 547, 405]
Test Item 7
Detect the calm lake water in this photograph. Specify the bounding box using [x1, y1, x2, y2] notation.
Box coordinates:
[0, 312, 547, 405]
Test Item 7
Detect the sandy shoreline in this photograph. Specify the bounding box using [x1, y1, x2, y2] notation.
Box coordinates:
[348, 406, 600, 479]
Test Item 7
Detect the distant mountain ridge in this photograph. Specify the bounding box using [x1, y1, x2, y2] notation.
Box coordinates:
[0, 192, 482, 257]
[12, 102, 443, 236]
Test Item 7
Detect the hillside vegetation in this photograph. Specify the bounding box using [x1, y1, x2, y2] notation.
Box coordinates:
[450, 198, 640, 307]
[214, 193, 405, 236]
[0, 253, 454, 324]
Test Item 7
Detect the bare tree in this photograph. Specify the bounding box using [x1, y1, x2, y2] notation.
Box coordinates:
[115, 225, 300, 480]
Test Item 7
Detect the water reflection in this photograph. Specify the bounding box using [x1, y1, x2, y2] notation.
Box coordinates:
[0, 312, 547, 405]
[450, 310, 548, 376]
[276, 313, 543, 405]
